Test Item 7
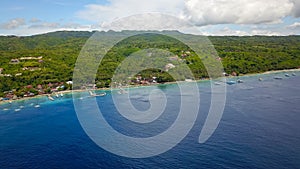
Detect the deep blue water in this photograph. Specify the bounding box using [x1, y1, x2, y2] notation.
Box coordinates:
[1, 71, 300, 169]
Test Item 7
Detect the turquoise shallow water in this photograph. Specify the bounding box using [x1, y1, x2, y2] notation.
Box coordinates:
[0, 71, 300, 168]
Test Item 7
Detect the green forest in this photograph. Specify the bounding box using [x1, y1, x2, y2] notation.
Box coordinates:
[0, 30, 300, 98]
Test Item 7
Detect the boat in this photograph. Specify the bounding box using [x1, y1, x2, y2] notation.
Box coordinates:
[60, 92, 64, 97]
[34, 99, 40, 107]
[285, 74, 290, 77]
[55, 93, 59, 98]
[274, 76, 283, 80]
[237, 79, 244, 83]
[258, 78, 263, 81]
[48, 95, 55, 101]
[226, 81, 236, 85]
[89, 91, 106, 97]
[214, 81, 222, 85]
[14, 108, 21, 112]
[185, 79, 194, 82]
[99, 92, 106, 96]
[292, 73, 296, 76]
[118, 88, 128, 94]
[89, 91, 96, 96]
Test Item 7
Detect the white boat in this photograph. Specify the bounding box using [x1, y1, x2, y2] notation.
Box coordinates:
[89, 91, 106, 97]
[34, 104, 40, 108]
[60, 93, 64, 97]
[274, 76, 283, 80]
[185, 79, 194, 82]
[55, 93, 59, 98]
[214, 82, 222, 85]
[89, 91, 96, 96]
[258, 78, 263, 81]
[14, 108, 21, 112]
[285, 74, 290, 77]
[48, 95, 55, 101]
[99, 92, 106, 96]
[292, 73, 296, 76]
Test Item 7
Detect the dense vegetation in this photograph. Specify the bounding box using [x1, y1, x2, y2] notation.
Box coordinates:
[210, 36, 300, 74]
[0, 31, 300, 97]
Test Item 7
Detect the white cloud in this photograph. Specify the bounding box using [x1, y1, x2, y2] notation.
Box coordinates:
[1, 0, 300, 36]
[74, 0, 300, 36]
[198, 23, 300, 36]
[199, 26, 250, 36]
[76, 0, 184, 23]
[28, 21, 91, 30]
[0, 18, 26, 29]
[182, 0, 295, 26]
[287, 22, 300, 29]
[63, 23, 91, 29]
[77, 0, 300, 27]
[250, 29, 281, 36]
[100, 13, 190, 31]
[30, 18, 41, 23]
[27, 19, 90, 30]
[0, 19, 92, 36]
[29, 22, 60, 29]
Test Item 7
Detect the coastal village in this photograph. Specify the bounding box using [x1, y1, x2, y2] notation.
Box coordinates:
[1, 50, 298, 103]
[0, 51, 199, 102]
[0, 45, 299, 103]
[0, 55, 72, 101]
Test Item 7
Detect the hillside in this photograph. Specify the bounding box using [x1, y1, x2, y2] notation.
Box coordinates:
[0, 31, 300, 98]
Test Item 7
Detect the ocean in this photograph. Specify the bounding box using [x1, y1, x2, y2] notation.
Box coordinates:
[0, 71, 300, 169]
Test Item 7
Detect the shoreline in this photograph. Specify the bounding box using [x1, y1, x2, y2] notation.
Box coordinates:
[230, 68, 300, 79]
[1, 68, 299, 105]
[239, 68, 300, 76]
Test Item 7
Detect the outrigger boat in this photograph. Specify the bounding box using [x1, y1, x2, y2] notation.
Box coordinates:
[226, 80, 236, 85]
[89, 91, 106, 97]
[274, 76, 283, 80]
[47, 95, 55, 101]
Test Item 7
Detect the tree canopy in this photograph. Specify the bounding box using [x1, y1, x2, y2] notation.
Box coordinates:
[0, 31, 299, 97]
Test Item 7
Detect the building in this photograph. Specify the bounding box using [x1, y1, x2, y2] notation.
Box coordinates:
[165, 63, 176, 71]
[9, 59, 20, 64]
[66, 81, 73, 85]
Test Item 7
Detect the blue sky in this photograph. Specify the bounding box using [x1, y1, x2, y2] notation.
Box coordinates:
[1, 0, 300, 36]
[0, 0, 105, 24]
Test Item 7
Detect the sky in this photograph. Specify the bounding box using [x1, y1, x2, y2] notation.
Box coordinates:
[1, 0, 300, 36]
